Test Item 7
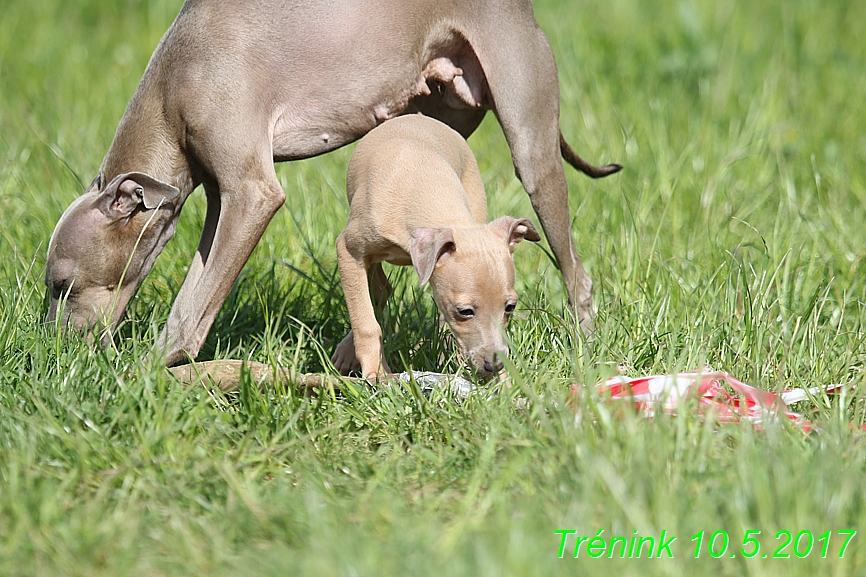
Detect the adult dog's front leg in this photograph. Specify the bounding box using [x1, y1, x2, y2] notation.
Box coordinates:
[156, 175, 285, 366]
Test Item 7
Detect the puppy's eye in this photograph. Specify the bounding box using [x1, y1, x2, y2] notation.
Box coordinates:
[456, 307, 475, 319]
[505, 303, 516, 314]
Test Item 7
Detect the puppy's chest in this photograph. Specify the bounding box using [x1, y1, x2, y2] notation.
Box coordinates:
[371, 244, 413, 267]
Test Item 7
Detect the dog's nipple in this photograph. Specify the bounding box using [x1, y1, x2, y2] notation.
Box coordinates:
[373, 104, 390, 123]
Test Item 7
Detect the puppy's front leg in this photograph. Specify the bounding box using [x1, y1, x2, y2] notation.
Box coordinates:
[366, 263, 393, 374]
[333, 234, 389, 379]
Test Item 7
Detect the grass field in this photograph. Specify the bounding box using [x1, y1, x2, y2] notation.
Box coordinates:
[2, 0, 865, 574]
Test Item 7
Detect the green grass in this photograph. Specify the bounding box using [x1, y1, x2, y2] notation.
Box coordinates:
[2, 0, 866, 574]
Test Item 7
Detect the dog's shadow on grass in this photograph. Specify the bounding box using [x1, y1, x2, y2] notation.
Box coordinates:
[177, 258, 457, 375]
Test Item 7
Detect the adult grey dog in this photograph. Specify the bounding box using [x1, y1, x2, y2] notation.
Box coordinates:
[45, 0, 621, 367]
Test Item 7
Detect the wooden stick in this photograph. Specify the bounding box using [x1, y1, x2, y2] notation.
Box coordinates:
[167, 360, 384, 392]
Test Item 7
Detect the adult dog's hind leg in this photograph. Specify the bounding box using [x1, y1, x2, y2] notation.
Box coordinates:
[472, 21, 595, 332]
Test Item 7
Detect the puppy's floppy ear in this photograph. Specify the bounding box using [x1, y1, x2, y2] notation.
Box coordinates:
[409, 227, 456, 286]
[95, 172, 180, 220]
[488, 216, 541, 253]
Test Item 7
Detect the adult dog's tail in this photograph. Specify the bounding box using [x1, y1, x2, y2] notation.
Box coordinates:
[560, 132, 622, 178]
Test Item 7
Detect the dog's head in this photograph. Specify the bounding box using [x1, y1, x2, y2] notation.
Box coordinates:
[44, 172, 180, 342]
[410, 216, 540, 379]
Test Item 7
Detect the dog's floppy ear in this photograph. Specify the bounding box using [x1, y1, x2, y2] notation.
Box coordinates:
[409, 227, 456, 286]
[488, 216, 541, 253]
[95, 172, 180, 220]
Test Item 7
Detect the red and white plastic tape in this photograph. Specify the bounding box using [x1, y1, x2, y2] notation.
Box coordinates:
[574, 370, 853, 432]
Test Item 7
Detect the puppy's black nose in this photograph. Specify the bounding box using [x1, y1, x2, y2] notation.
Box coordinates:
[483, 359, 504, 374]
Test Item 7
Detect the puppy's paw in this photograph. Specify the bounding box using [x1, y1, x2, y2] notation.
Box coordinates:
[361, 356, 394, 381]
[332, 331, 361, 375]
